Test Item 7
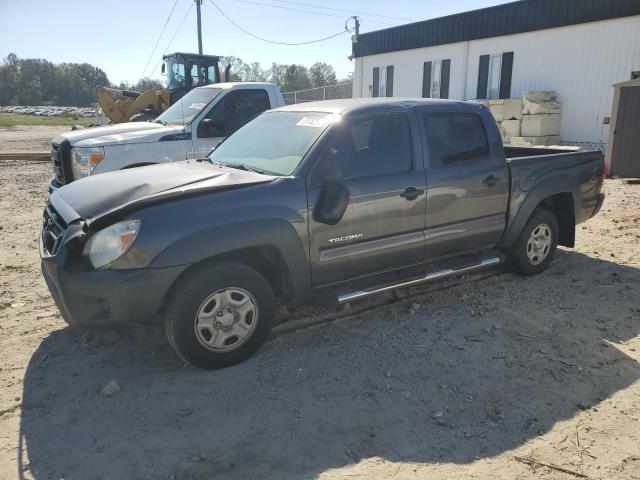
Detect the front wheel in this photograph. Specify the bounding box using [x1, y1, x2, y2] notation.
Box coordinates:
[164, 262, 275, 369]
[509, 208, 559, 276]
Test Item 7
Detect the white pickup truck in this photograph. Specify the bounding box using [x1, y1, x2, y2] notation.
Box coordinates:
[49, 82, 285, 190]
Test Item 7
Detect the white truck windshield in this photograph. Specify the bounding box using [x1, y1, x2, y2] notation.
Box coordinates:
[155, 88, 222, 126]
[208, 111, 337, 176]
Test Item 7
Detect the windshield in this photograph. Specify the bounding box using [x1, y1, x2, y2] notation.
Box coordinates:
[208, 111, 337, 176]
[155, 88, 222, 126]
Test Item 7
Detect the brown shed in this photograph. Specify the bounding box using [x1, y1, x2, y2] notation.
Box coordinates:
[606, 78, 640, 178]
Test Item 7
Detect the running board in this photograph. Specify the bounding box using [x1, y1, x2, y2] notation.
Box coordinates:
[337, 254, 505, 304]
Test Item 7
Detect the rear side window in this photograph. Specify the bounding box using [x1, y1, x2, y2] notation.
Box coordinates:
[422, 112, 490, 168]
[316, 114, 412, 181]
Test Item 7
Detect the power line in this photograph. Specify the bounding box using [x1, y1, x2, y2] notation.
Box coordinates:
[265, 0, 412, 22]
[231, 0, 393, 26]
[209, 0, 352, 45]
[150, 2, 195, 77]
[139, 0, 180, 81]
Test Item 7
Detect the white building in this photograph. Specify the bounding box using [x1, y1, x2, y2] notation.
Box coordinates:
[352, 0, 640, 151]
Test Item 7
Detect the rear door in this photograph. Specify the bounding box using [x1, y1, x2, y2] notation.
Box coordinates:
[307, 112, 427, 286]
[418, 107, 508, 259]
[191, 88, 272, 158]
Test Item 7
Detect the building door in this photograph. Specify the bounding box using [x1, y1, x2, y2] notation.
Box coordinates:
[610, 85, 640, 177]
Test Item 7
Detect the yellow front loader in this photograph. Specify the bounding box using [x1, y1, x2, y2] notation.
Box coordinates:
[96, 52, 226, 123]
[96, 86, 171, 124]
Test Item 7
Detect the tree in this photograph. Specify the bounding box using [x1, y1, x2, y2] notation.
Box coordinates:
[309, 62, 337, 88]
[0, 54, 21, 104]
[221, 56, 246, 82]
[283, 64, 312, 92]
[134, 77, 164, 92]
[0, 53, 111, 106]
[267, 63, 288, 89]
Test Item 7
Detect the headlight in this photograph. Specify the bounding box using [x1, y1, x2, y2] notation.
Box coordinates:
[83, 220, 141, 269]
[71, 146, 105, 179]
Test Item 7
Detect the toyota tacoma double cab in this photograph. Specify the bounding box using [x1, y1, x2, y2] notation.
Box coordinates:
[40, 99, 605, 369]
[48, 82, 284, 191]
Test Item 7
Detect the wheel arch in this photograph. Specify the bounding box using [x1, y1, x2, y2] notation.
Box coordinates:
[501, 176, 579, 248]
[153, 219, 311, 313]
[537, 192, 575, 247]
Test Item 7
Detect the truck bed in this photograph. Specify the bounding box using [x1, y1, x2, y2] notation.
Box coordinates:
[501, 145, 605, 247]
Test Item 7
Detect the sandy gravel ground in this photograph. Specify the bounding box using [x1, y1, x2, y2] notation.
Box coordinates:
[0, 126, 71, 153]
[0, 159, 639, 480]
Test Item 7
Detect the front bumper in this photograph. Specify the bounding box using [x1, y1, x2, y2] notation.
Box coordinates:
[40, 233, 185, 327]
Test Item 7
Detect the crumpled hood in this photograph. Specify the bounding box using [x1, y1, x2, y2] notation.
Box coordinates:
[52, 160, 274, 224]
[55, 122, 179, 148]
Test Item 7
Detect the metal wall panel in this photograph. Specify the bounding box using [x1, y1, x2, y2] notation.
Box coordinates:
[354, 17, 640, 146]
[353, 0, 640, 58]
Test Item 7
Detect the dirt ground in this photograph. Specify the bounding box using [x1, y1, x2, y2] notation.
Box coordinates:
[0, 132, 639, 479]
[0, 125, 71, 153]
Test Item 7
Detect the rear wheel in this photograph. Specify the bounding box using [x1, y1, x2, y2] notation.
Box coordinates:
[510, 208, 559, 276]
[164, 262, 275, 369]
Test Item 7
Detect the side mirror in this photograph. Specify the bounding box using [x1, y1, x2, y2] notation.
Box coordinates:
[313, 180, 350, 225]
[161, 63, 166, 75]
[200, 118, 224, 137]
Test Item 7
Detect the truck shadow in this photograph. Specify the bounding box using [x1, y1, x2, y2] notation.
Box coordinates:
[18, 250, 640, 479]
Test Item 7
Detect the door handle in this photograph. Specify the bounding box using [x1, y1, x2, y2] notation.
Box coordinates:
[400, 187, 425, 201]
[482, 175, 499, 187]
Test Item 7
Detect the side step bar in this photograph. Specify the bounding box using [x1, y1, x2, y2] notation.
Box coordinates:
[337, 254, 505, 304]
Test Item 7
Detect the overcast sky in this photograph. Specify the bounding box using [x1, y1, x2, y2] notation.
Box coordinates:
[0, 0, 509, 85]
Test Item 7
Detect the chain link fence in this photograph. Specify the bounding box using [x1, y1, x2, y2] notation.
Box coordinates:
[282, 82, 353, 105]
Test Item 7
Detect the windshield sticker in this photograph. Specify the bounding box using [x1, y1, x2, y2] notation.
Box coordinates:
[296, 116, 333, 128]
[188, 102, 206, 110]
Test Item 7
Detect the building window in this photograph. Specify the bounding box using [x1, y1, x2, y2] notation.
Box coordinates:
[477, 52, 513, 100]
[372, 65, 394, 97]
[432, 61, 442, 98]
[422, 59, 450, 99]
[488, 55, 502, 99]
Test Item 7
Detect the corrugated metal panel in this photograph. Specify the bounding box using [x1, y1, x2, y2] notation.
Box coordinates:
[353, 0, 640, 57]
[354, 16, 640, 146]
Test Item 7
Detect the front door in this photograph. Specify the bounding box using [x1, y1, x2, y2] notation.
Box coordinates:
[418, 108, 509, 259]
[192, 89, 272, 158]
[307, 113, 427, 287]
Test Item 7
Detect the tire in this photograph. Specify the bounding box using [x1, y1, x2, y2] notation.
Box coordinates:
[510, 208, 559, 276]
[164, 262, 275, 369]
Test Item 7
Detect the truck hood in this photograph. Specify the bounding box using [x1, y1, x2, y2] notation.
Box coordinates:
[54, 122, 184, 148]
[51, 161, 275, 227]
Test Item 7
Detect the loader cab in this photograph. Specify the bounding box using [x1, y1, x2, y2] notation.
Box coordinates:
[162, 52, 222, 104]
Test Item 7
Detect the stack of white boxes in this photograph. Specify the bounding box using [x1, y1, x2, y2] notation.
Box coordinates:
[479, 92, 562, 147]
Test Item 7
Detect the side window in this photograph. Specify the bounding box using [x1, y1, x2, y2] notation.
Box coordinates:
[198, 89, 271, 138]
[190, 64, 206, 87]
[316, 114, 412, 181]
[422, 112, 490, 168]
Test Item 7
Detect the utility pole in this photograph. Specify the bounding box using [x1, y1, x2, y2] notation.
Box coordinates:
[195, 0, 203, 54]
[348, 16, 360, 45]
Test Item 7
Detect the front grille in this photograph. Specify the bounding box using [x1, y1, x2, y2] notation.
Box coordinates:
[41, 202, 67, 256]
[51, 144, 64, 184]
[50, 139, 73, 185]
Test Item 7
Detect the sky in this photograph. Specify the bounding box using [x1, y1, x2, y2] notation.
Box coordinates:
[0, 0, 510, 86]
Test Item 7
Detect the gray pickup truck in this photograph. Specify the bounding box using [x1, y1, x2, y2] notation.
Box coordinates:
[40, 99, 605, 369]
